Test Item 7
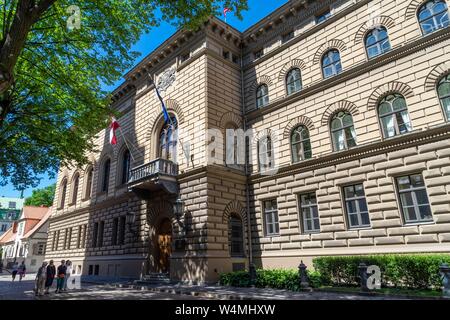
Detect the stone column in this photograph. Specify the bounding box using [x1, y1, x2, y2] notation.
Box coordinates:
[439, 263, 450, 297]
[358, 263, 369, 292]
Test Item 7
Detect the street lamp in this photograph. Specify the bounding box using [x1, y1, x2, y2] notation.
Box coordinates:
[173, 197, 185, 220]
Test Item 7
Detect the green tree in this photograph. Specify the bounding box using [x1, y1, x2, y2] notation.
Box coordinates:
[24, 183, 56, 207]
[0, 1, 248, 190]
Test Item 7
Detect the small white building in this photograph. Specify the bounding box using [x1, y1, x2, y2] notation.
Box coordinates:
[0, 206, 51, 273]
[0, 197, 25, 237]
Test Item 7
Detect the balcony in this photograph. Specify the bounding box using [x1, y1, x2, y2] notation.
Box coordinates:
[128, 158, 179, 196]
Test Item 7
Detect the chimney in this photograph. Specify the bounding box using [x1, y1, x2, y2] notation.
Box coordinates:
[12, 221, 18, 233]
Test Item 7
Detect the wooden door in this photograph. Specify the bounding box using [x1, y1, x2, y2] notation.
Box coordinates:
[157, 219, 172, 273]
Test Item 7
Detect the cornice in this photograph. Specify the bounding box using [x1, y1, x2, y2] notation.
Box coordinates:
[242, 0, 367, 56]
[245, 26, 450, 123]
[249, 123, 450, 184]
[49, 193, 131, 223]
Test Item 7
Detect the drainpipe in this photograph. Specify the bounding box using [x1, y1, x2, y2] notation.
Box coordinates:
[239, 44, 253, 269]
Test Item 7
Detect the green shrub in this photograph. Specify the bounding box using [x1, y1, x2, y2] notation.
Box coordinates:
[219, 269, 300, 291]
[313, 254, 450, 289]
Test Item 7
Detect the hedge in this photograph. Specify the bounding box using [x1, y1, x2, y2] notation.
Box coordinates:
[219, 254, 450, 290]
[313, 254, 450, 289]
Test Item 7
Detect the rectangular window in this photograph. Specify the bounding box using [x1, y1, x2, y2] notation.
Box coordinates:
[315, 8, 331, 24]
[1, 224, 7, 231]
[88, 265, 93, 275]
[282, 31, 294, 43]
[8, 201, 16, 209]
[92, 222, 98, 248]
[343, 184, 371, 228]
[222, 50, 230, 60]
[263, 200, 279, 236]
[254, 49, 263, 60]
[299, 193, 320, 233]
[396, 174, 433, 224]
[81, 224, 87, 248]
[37, 243, 46, 255]
[55, 230, 60, 251]
[77, 225, 82, 248]
[94, 265, 100, 276]
[232, 54, 239, 64]
[179, 52, 190, 63]
[119, 216, 126, 245]
[112, 217, 119, 246]
[98, 221, 105, 247]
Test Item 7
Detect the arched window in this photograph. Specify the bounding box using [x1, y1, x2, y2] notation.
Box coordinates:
[85, 167, 94, 199]
[286, 68, 302, 95]
[418, 0, 449, 35]
[437, 74, 450, 121]
[59, 179, 67, 209]
[378, 94, 412, 138]
[365, 26, 391, 59]
[256, 84, 269, 108]
[120, 149, 131, 185]
[291, 125, 312, 163]
[71, 173, 80, 205]
[330, 111, 357, 151]
[258, 136, 274, 171]
[229, 213, 244, 257]
[322, 49, 342, 79]
[101, 159, 111, 193]
[159, 117, 178, 161]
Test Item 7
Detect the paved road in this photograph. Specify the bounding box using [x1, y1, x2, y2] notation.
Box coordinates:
[0, 274, 414, 300]
[0, 274, 209, 300]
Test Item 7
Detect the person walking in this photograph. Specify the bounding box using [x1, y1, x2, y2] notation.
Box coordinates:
[34, 262, 48, 297]
[11, 261, 19, 281]
[0, 261, 3, 273]
[44, 260, 56, 294]
[63, 260, 72, 291]
[18, 261, 26, 281]
[55, 260, 66, 293]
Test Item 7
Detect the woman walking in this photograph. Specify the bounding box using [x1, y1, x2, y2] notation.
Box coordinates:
[18, 261, 26, 281]
[55, 260, 66, 293]
[44, 260, 56, 294]
[63, 260, 72, 291]
[11, 262, 19, 281]
[34, 262, 48, 296]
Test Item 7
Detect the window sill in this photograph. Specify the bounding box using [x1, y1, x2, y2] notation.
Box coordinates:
[403, 220, 435, 227]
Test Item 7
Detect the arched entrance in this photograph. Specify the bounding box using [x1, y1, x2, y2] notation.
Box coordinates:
[156, 218, 172, 273]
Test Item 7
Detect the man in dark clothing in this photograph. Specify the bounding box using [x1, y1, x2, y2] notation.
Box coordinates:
[45, 260, 56, 294]
[55, 260, 66, 293]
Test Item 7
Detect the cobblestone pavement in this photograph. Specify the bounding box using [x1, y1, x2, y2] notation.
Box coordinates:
[0, 274, 209, 300]
[0, 274, 416, 300]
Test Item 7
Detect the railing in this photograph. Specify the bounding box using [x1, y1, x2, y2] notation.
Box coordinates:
[128, 158, 178, 185]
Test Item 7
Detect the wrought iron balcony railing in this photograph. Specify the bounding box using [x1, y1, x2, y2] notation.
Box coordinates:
[128, 158, 178, 185]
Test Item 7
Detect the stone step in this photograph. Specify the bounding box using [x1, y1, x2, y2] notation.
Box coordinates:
[134, 273, 171, 285]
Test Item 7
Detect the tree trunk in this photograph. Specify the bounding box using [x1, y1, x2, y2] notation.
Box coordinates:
[0, 0, 56, 126]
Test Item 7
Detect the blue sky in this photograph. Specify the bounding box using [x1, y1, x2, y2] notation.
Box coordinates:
[0, 0, 288, 199]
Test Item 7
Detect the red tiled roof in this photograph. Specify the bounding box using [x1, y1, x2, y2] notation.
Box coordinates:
[0, 227, 15, 244]
[22, 206, 49, 220]
[22, 208, 52, 239]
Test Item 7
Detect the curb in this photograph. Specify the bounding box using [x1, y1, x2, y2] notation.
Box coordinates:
[112, 283, 255, 300]
[315, 288, 448, 300]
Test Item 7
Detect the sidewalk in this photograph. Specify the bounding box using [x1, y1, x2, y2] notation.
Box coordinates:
[103, 282, 416, 300]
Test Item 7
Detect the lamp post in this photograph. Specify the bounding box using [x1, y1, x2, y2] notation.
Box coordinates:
[173, 197, 186, 251]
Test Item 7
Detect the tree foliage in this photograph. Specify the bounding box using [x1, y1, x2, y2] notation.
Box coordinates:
[0, 0, 248, 190]
[24, 183, 55, 207]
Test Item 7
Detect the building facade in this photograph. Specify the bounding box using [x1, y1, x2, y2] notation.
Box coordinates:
[0, 206, 50, 272]
[0, 197, 24, 236]
[45, 0, 450, 283]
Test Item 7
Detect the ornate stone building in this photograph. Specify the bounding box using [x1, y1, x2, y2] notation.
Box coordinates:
[45, 0, 450, 283]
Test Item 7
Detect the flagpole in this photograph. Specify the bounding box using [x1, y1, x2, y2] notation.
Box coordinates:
[118, 127, 136, 162]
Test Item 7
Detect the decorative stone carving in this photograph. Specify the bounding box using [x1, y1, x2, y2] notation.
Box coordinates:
[157, 67, 176, 92]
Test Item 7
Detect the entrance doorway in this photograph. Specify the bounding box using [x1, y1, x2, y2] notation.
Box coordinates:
[156, 218, 172, 273]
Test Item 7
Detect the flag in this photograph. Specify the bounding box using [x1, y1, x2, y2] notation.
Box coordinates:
[109, 117, 120, 145]
[223, 7, 232, 20]
[155, 87, 170, 123]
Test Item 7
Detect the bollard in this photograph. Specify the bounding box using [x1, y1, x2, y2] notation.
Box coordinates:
[358, 263, 369, 292]
[439, 263, 450, 297]
[249, 263, 257, 287]
[298, 260, 310, 289]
